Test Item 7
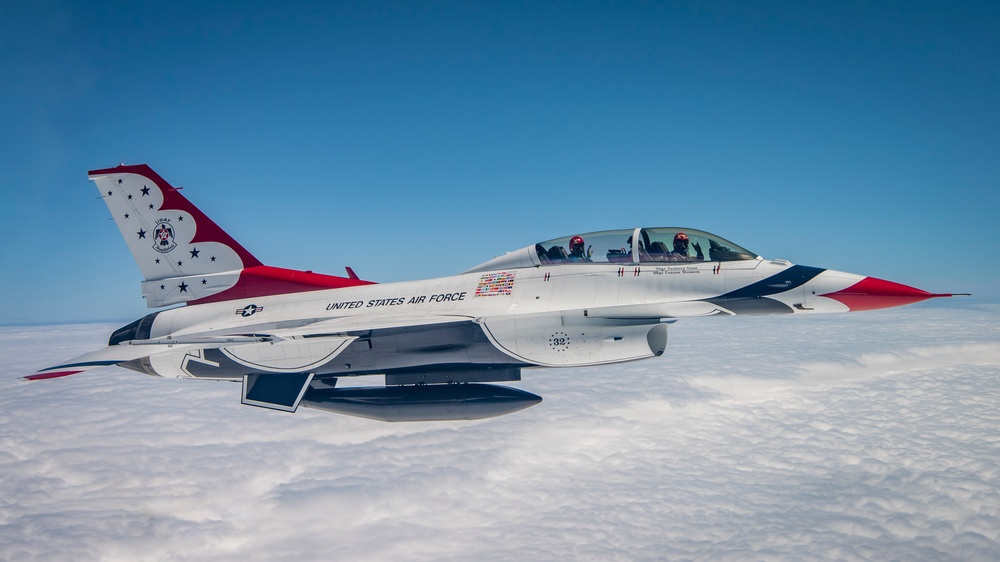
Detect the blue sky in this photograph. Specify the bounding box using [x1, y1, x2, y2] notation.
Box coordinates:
[2, 1, 998, 324]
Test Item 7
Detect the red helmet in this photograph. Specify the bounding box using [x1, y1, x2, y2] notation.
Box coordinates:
[673, 232, 689, 243]
[570, 235, 585, 249]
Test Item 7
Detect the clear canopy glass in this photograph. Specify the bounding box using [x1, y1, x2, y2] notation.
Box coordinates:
[534, 228, 757, 265]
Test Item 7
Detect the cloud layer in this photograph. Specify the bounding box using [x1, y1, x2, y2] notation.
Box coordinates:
[2, 303, 999, 561]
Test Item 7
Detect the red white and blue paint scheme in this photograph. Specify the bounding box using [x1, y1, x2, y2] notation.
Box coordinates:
[29, 164, 961, 421]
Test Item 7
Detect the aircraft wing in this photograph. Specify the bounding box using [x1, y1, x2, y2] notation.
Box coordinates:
[582, 301, 732, 319]
[267, 312, 479, 336]
[27, 313, 478, 381]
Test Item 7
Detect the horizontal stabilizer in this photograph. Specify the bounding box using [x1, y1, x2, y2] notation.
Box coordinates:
[26, 341, 200, 381]
[27, 333, 281, 381]
[24, 370, 86, 381]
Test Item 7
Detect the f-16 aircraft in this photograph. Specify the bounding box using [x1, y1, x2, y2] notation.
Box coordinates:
[29, 164, 961, 421]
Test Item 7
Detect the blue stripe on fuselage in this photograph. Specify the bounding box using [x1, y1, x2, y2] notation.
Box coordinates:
[717, 265, 826, 300]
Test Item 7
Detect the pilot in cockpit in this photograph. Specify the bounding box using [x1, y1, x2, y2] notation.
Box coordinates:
[671, 232, 704, 261]
[568, 235, 592, 262]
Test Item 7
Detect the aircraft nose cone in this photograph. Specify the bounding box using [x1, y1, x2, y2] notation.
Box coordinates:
[821, 276, 952, 312]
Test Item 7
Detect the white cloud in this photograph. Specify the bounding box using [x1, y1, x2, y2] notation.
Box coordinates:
[1, 303, 999, 561]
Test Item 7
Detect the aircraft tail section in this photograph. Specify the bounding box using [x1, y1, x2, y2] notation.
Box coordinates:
[90, 164, 372, 307]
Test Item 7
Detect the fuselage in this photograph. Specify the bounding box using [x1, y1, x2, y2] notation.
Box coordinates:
[149, 256, 849, 338]
[125, 252, 871, 382]
[30, 165, 957, 421]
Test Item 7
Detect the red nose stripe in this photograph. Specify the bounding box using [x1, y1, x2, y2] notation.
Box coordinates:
[822, 277, 951, 312]
[23, 370, 84, 381]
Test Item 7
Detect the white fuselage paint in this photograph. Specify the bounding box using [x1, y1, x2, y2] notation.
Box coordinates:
[141, 257, 859, 379]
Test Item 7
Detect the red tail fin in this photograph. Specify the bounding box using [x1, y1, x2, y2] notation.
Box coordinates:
[89, 164, 373, 307]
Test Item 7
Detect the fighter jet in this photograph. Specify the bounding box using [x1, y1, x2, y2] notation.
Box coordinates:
[28, 164, 961, 421]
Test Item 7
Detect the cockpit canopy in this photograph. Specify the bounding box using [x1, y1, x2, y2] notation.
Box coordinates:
[465, 228, 758, 272]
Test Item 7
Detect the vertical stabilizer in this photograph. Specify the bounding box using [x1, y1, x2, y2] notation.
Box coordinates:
[90, 164, 263, 306]
[89, 164, 373, 308]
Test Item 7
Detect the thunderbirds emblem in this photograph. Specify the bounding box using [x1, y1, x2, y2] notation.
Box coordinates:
[153, 219, 177, 253]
